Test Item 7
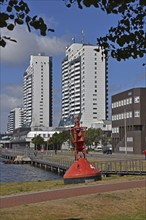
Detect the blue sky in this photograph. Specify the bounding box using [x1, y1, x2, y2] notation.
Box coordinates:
[0, 0, 145, 133]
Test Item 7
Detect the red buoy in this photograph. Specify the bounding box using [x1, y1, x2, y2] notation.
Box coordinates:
[63, 117, 101, 184]
[64, 157, 101, 184]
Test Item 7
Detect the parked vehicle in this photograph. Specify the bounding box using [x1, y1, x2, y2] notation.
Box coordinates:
[102, 145, 112, 154]
[94, 145, 103, 151]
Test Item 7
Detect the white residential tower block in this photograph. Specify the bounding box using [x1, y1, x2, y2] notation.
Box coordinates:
[61, 43, 108, 128]
[23, 53, 52, 129]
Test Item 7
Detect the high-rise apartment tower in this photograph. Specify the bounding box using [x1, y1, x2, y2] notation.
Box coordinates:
[23, 53, 52, 129]
[61, 43, 108, 128]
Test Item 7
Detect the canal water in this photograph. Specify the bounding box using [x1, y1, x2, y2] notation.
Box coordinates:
[0, 158, 62, 183]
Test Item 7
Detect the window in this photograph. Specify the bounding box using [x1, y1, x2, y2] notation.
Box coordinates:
[129, 111, 132, 118]
[134, 125, 143, 130]
[127, 137, 133, 142]
[127, 112, 130, 118]
[134, 111, 140, 117]
[112, 127, 119, 133]
[128, 92, 132, 96]
[134, 96, 140, 103]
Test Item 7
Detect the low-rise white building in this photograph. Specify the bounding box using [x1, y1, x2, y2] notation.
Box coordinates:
[26, 129, 59, 148]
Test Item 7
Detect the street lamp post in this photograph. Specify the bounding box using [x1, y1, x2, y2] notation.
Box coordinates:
[124, 109, 127, 155]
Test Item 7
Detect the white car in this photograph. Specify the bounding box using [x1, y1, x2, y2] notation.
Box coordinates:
[94, 146, 103, 151]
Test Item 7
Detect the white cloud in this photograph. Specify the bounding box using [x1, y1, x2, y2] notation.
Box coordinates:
[1, 26, 69, 65]
[1, 84, 23, 111]
[0, 84, 23, 132]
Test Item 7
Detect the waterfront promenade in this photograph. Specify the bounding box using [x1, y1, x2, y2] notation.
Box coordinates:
[1, 149, 146, 176]
[0, 179, 145, 208]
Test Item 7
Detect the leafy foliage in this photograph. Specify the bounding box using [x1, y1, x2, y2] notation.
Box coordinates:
[1, 0, 145, 60]
[85, 128, 111, 148]
[0, 0, 54, 47]
[31, 135, 44, 150]
[47, 130, 70, 150]
[64, 0, 146, 61]
[46, 129, 111, 151]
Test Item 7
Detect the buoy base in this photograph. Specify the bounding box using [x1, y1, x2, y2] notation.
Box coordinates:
[64, 174, 101, 184]
[63, 157, 101, 184]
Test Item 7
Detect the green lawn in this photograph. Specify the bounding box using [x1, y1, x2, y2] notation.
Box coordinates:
[0, 187, 145, 220]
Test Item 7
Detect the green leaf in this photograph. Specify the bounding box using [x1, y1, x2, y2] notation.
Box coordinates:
[19, 13, 25, 19]
[25, 16, 31, 23]
[83, 0, 91, 7]
[14, 5, 20, 12]
[9, 14, 15, 19]
[1, 13, 9, 20]
[7, 23, 14, 31]
[15, 18, 24, 25]
[7, 6, 12, 12]
[66, 3, 71, 8]
[140, 0, 146, 6]
[0, 38, 6, 47]
[9, 0, 18, 7]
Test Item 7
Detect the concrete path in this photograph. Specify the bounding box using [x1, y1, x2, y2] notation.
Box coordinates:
[0, 179, 145, 209]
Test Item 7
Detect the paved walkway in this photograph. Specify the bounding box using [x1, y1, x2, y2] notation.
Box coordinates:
[0, 179, 145, 209]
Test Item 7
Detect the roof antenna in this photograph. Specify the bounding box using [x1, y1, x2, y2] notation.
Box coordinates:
[81, 30, 85, 44]
[72, 36, 76, 43]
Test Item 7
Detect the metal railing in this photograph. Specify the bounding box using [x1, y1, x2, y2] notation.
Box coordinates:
[92, 159, 146, 175]
[1, 149, 146, 175]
